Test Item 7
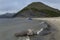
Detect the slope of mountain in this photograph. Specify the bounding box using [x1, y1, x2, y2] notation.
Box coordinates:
[0, 13, 15, 18]
[13, 2, 60, 17]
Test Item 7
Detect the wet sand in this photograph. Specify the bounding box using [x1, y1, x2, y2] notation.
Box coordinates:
[33, 17, 60, 40]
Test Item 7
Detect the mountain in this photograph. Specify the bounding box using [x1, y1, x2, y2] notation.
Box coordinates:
[13, 2, 60, 17]
[0, 13, 15, 18]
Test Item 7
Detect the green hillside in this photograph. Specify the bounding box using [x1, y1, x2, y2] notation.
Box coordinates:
[13, 2, 60, 17]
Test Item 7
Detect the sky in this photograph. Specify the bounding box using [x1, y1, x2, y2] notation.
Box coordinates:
[0, 0, 60, 14]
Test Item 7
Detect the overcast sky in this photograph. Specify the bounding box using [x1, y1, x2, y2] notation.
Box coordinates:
[0, 0, 60, 14]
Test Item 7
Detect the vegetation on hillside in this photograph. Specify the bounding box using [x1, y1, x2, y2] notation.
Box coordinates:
[13, 2, 60, 17]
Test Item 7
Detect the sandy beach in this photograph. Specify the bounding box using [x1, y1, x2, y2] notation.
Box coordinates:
[33, 17, 60, 40]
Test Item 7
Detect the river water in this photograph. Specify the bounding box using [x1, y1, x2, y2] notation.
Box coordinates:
[0, 18, 46, 40]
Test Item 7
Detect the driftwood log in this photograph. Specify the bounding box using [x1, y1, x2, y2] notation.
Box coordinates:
[15, 29, 37, 37]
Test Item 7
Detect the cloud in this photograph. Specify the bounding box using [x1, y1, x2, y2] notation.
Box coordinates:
[0, 0, 31, 14]
[43, 0, 60, 3]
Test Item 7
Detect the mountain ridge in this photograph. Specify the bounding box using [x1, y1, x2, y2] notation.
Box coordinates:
[13, 2, 60, 17]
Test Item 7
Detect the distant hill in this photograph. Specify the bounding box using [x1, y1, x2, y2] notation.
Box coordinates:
[13, 2, 60, 17]
[0, 13, 15, 18]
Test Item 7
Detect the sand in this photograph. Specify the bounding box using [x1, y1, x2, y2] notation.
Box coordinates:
[33, 17, 60, 40]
